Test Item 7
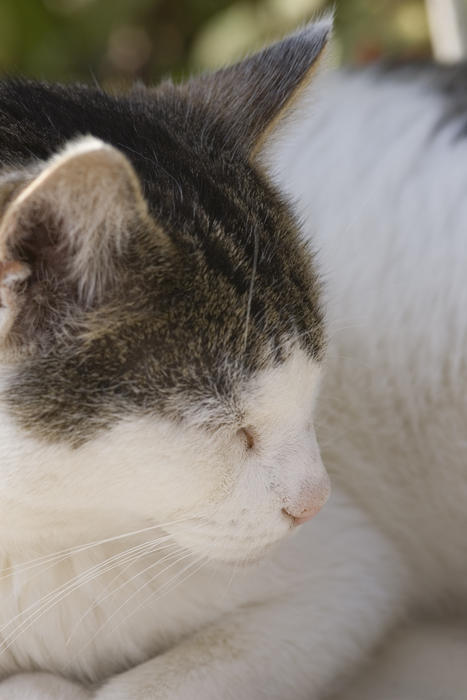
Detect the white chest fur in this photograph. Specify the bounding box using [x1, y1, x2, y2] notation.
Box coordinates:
[0, 542, 237, 682]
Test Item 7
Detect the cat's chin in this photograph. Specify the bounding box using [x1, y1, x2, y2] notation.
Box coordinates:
[186, 543, 285, 569]
[165, 516, 293, 569]
[204, 541, 282, 570]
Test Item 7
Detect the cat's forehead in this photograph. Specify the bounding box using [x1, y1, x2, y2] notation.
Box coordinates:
[241, 348, 322, 423]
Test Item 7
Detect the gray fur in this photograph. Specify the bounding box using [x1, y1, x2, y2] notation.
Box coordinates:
[0, 24, 329, 446]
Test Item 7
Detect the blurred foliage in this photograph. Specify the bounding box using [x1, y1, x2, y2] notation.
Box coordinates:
[0, 0, 447, 88]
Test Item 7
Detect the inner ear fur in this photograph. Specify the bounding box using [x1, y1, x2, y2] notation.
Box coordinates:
[0, 136, 149, 344]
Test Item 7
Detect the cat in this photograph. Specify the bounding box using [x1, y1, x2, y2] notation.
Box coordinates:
[0, 15, 463, 700]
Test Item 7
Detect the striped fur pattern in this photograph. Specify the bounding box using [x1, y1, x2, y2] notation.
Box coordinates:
[0, 61, 325, 445]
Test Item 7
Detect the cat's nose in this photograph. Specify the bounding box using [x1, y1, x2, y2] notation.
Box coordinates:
[283, 502, 323, 525]
[282, 475, 330, 525]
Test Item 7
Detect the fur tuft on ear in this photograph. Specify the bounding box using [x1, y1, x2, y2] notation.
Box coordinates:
[185, 17, 332, 159]
[0, 136, 148, 343]
[0, 260, 30, 341]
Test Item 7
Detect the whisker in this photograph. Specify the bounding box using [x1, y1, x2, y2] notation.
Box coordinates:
[0, 533, 175, 621]
[105, 554, 209, 641]
[0, 534, 183, 651]
[242, 225, 259, 355]
[220, 553, 241, 603]
[0, 514, 200, 580]
[65, 541, 183, 646]
[77, 549, 198, 654]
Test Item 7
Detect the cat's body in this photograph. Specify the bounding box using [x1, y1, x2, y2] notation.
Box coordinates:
[271, 64, 467, 606]
[0, 22, 465, 700]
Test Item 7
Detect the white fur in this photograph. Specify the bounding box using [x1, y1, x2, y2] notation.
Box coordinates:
[268, 68, 467, 602]
[0, 68, 466, 699]
[0, 351, 351, 694]
[333, 622, 467, 700]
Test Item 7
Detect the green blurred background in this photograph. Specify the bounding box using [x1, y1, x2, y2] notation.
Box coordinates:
[0, 0, 458, 88]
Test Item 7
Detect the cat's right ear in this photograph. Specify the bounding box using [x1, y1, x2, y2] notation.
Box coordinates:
[185, 17, 332, 160]
[0, 136, 149, 344]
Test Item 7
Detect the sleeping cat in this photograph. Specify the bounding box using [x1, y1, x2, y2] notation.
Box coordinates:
[0, 16, 464, 700]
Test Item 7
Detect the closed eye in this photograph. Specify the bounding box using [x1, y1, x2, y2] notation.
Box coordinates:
[237, 426, 255, 450]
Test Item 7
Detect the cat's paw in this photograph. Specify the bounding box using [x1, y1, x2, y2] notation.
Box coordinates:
[0, 673, 92, 700]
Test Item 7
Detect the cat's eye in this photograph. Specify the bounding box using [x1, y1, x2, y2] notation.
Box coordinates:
[237, 426, 255, 450]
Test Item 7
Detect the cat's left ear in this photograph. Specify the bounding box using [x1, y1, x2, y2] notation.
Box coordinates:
[0, 136, 149, 343]
[186, 17, 332, 160]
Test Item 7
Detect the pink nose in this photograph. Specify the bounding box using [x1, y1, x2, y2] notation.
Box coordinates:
[283, 503, 322, 525]
[283, 479, 330, 525]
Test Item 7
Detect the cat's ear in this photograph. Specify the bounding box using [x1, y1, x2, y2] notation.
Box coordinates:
[0, 136, 148, 342]
[187, 18, 332, 159]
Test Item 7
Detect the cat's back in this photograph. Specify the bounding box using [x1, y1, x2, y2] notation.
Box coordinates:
[271, 64, 467, 601]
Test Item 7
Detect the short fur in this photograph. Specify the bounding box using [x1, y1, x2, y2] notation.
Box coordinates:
[0, 17, 465, 700]
[0, 70, 324, 446]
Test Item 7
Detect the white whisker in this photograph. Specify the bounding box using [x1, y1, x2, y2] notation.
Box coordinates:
[0, 514, 200, 580]
[243, 226, 259, 355]
[65, 541, 183, 646]
[0, 533, 187, 653]
[105, 554, 209, 641]
[76, 549, 198, 655]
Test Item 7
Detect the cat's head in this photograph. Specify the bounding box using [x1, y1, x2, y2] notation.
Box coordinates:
[0, 20, 331, 565]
